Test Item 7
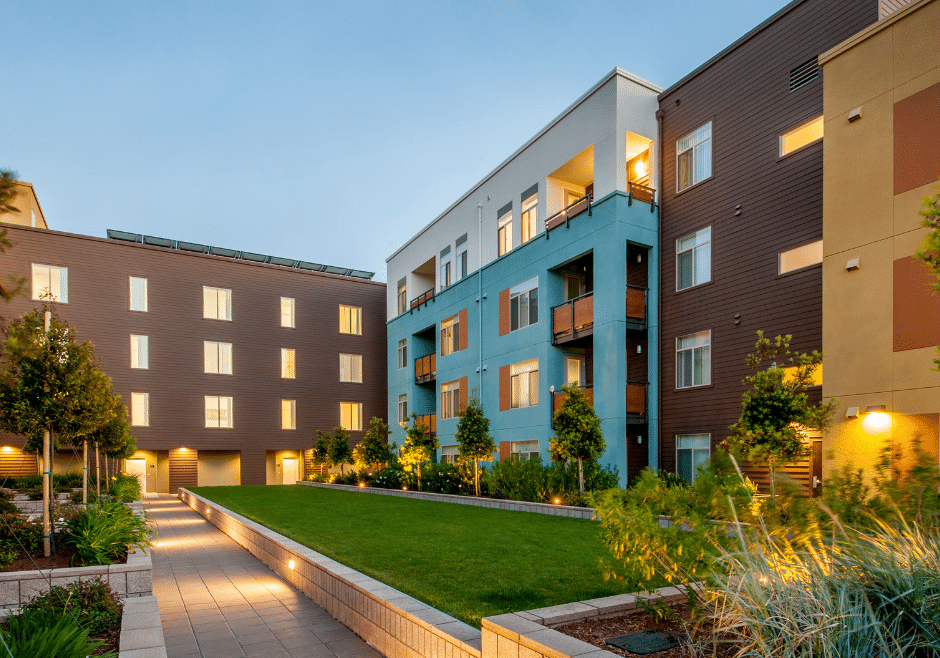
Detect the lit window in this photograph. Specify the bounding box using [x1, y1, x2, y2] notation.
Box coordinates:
[440, 315, 460, 356]
[397, 280, 407, 315]
[204, 342, 233, 375]
[677, 331, 711, 388]
[677, 122, 712, 192]
[203, 286, 232, 321]
[677, 434, 710, 483]
[780, 116, 823, 157]
[510, 359, 539, 409]
[497, 208, 512, 257]
[441, 380, 461, 419]
[130, 335, 149, 370]
[510, 277, 538, 331]
[129, 277, 148, 312]
[131, 392, 150, 427]
[340, 402, 362, 431]
[281, 348, 296, 379]
[397, 339, 407, 370]
[339, 305, 362, 335]
[565, 356, 585, 387]
[779, 240, 823, 274]
[441, 445, 459, 464]
[281, 399, 296, 430]
[397, 394, 408, 424]
[281, 297, 295, 328]
[521, 193, 538, 243]
[511, 440, 539, 461]
[456, 236, 468, 280]
[676, 227, 711, 290]
[340, 353, 362, 383]
[440, 246, 452, 290]
[205, 396, 234, 428]
[31, 264, 68, 303]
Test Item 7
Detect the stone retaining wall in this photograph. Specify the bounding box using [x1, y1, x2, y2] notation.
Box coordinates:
[119, 594, 168, 658]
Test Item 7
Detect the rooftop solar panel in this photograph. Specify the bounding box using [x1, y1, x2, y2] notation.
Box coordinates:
[107, 230, 141, 243]
[177, 241, 208, 253]
[324, 266, 349, 275]
[239, 252, 269, 263]
[143, 236, 175, 248]
[297, 261, 325, 271]
[268, 256, 297, 267]
[209, 246, 238, 258]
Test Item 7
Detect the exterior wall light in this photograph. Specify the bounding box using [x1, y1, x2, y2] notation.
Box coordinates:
[1, 447, 11, 452]
[862, 405, 891, 433]
[288, 559, 295, 570]
[845, 407, 859, 418]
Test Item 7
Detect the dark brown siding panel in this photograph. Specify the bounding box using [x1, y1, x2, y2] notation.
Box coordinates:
[498, 289, 510, 336]
[499, 365, 511, 411]
[0, 448, 36, 480]
[499, 441, 510, 463]
[894, 83, 940, 196]
[893, 256, 940, 352]
[169, 448, 197, 493]
[459, 376, 469, 414]
[458, 308, 468, 351]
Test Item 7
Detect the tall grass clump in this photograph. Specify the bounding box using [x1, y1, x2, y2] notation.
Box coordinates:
[60, 500, 151, 566]
[109, 472, 141, 502]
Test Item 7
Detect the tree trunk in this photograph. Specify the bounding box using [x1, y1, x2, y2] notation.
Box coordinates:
[42, 429, 50, 558]
[578, 457, 585, 496]
[82, 440, 88, 505]
[770, 461, 777, 504]
[95, 443, 100, 497]
[474, 459, 480, 497]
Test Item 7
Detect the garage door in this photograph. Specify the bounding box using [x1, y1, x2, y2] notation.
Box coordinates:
[197, 453, 240, 487]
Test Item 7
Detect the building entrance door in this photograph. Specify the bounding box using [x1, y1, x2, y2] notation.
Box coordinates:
[282, 458, 298, 485]
[126, 459, 146, 491]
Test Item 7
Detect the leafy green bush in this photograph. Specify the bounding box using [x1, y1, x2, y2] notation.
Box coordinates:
[0, 514, 42, 554]
[109, 472, 141, 502]
[0, 490, 19, 515]
[485, 457, 618, 505]
[21, 577, 122, 635]
[60, 500, 151, 566]
[0, 540, 19, 568]
[0, 607, 115, 658]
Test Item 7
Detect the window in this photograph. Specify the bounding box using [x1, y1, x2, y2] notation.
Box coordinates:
[397, 339, 407, 369]
[129, 277, 148, 312]
[203, 286, 232, 321]
[130, 392, 149, 427]
[397, 279, 407, 315]
[441, 380, 461, 419]
[510, 359, 539, 408]
[281, 297, 295, 328]
[456, 235, 468, 280]
[677, 331, 711, 388]
[780, 116, 823, 157]
[31, 264, 68, 303]
[565, 356, 585, 387]
[497, 208, 512, 257]
[677, 434, 711, 483]
[130, 335, 149, 370]
[510, 277, 538, 331]
[339, 305, 362, 335]
[204, 342, 233, 375]
[340, 402, 362, 431]
[511, 440, 539, 461]
[521, 193, 538, 243]
[340, 353, 362, 383]
[281, 399, 296, 430]
[205, 396, 234, 428]
[281, 348, 296, 379]
[440, 247, 452, 290]
[441, 445, 459, 464]
[397, 394, 408, 425]
[677, 122, 712, 191]
[779, 240, 823, 274]
[440, 315, 459, 356]
[676, 227, 711, 290]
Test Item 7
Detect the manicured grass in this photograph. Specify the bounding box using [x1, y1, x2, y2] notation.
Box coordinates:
[191, 485, 639, 627]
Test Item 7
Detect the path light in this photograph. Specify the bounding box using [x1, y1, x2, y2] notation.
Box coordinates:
[553, 498, 561, 505]
[288, 559, 295, 570]
[358, 482, 365, 488]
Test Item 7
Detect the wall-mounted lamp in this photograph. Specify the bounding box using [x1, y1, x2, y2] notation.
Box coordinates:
[848, 106, 862, 123]
[1, 447, 12, 452]
[637, 435, 643, 445]
[845, 406, 859, 419]
[549, 385, 555, 394]
[636, 253, 643, 263]
[637, 345, 642, 354]
[846, 258, 860, 271]
[862, 405, 891, 432]
[288, 559, 295, 570]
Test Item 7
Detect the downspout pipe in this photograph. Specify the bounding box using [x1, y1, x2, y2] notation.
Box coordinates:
[655, 107, 665, 473]
[477, 202, 484, 404]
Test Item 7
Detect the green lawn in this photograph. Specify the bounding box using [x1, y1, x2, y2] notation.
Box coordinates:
[190, 485, 638, 627]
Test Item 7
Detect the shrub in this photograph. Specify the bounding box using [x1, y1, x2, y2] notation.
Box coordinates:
[485, 457, 618, 505]
[0, 514, 42, 554]
[21, 577, 122, 635]
[60, 500, 151, 566]
[0, 607, 115, 658]
[109, 472, 141, 502]
[0, 490, 19, 515]
[0, 540, 19, 568]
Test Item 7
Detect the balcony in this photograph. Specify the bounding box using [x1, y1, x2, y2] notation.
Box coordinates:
[545, 194, 592, 236]
[415, 413, 437, 439]
[552, 386, 594, 415]
[627, 182, 656, 211]
[410, 288, 434, 310]
[414, 354, 436, 385]
[552, 293, 594, 345]
[626, 381, 648, 423]
[626, 285, 648, 331]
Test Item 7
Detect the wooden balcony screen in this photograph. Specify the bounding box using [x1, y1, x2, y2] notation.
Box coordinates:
[414, 354, 436, 381]
[552, 386, 594, 414]
[415, 414, 437, 435]
[626, 383, 646, 415]
[553, 294, 594, 339]
[626, 288, 646, 320]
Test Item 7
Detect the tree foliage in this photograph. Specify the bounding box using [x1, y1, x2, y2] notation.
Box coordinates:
[399, 413, 439, 490]
[353, 417, 394, 471]
[454, 392, 495, 496]
[328, 427, 354, 476]
[0, 170, 26, 311]
[311, 431, 331, 469]
[549, 382, 605, 495]
[914, 180, 940, 369]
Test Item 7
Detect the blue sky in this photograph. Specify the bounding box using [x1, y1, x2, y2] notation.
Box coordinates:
[3, 1, 790, 282]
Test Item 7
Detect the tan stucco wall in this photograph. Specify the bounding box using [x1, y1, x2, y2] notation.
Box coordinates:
[1, 182, 48, 229]
[821, 0, 940, 476]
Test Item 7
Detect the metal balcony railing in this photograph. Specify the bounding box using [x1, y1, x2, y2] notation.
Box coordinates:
[414, 413, 437, 439]
[545, 194, 592, 237]
[414, 354, 436, 384]
[552, 292, 594, 344]
[627, 182, 656, 212]
[410, 288, 434, 310]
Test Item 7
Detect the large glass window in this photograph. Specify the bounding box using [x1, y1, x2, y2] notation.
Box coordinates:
[565, 356, 585, 387]
[204, 341, 233, 375]
[397, 394, 408, 425]
[130, 335, 149, 370]
[129, 277, 148, 312]
[340, 402, 362, 431]
[205, 396, 234, 428]
[510, 277, 538, 332]
[677, 122, 712, 191]
[340, 305, 362, 335]
[676, 331, 711, 388]
[497, 209, 512, 257]
[779, 240, 823, 274]
[281, 297, 295, 328]
[281, 399, 296, 430]
[281, 348, 296, 379]
[397, 338, 407, 369]
[440, 315, 460, 356]
[511, 440, 539, 461]
[780, 116, 823, 157]
[130, 392, 149, 427]
[677, 434, 710, 483]
[31, 264, 68, 303]
[339, 353, 362, 383]
[441, 445, 459, 464]
[440, 247, 452, 290]
[510, 359, 539, 408]
[203, 286, 232, 321]
[521, 194, 538, 243]
[456, 236, 468, 280]
[441, 380, 461, 419]
[676, 227, 711, 290]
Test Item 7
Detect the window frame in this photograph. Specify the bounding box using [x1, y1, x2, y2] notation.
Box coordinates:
[397, 281, 407, 315]
[397, 393, 408, 425]
[440, 247, 452, 291]
[339, 304, 362, 335]
[779, 115, 824, 158]
[778, 240, 823, 275]
[203, 286, 232, 321]
[339, 353, 363, 383]
[340, 402, 363, 431]
[31, 264, 68, 303]
[440, 379, 461, 419]
[280, 297, 296, 328]
[129, 277, 148, 312]
[397, 338, 407, 370]
[281, 399, 297, 430]
[509, 277, 539, 332]
[205, 395, 234, 428]
[440, 315, 460, 356]
[130, 392, 150, 427]
[281, 348, 296, 379]
[676, 330, 711, 389]
[497, 210, 512, 257]
[510, 359, 539, 409]
[456, 238, 468, 280]
[676, 434, 711, 484]
[676, 122, 713, 193]
[441, 445, 460, 464]
[676, 227, 712, 291]
[130, 334, 149, 370]
[203, 341, 233, 375]
[511, 440, 540, 461]
[520, 194, 538, 243]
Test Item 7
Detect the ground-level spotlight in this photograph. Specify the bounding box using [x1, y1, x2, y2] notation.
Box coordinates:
[288, 559, 295, 570]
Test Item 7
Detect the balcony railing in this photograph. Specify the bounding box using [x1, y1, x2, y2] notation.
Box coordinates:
[627, 182, 656, 212]
[626, 284, 648, 331]
[626, 381, 648, 423]
[552, 292, 594, 344]
[545, 194, 592, 237]
[415, 413, 437, 439]
[410, 288, 434, 310]
[552, 386, 594, 415]
[414, 354, 436, 384]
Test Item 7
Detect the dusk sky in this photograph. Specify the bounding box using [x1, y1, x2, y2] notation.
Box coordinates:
[4, 1, 791, 282]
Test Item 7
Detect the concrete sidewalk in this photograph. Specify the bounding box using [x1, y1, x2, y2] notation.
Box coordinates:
[145, 495, 383, 658]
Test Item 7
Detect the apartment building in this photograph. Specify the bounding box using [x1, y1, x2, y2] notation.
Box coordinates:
[655, 0, 880, 489]
[0, 219, 386, 492]
[820, 0, 940, 475]
[386, 69, 661, 485]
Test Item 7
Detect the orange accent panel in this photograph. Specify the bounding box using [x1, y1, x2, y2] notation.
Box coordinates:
[627, 288, 646, 320]
[499, 365, 511, 411]
[893, 256, 940, 352]
[458, 309, 468, 351]
[553, 303, 572, 337]
[499, 441, 510, 462]
[459, 376, 469, 415]
[573, 295, 593, 330]
[499, 289, 510, 336]
[626, 384, 646, 415]
[894, 82, 940, 196]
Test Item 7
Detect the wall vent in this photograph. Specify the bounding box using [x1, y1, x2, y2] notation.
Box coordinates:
[789, 57, 819, 92]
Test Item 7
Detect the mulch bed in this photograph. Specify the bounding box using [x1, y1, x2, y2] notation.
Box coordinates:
[556, 604, 736, 658]
[1, 547, 127, 572]
[90, 627, 121, 655]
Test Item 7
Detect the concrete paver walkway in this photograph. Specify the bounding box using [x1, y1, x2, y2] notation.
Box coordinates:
[146, 495, 383, 658]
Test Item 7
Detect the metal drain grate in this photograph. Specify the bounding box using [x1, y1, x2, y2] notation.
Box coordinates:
[606, 630, 686, 655]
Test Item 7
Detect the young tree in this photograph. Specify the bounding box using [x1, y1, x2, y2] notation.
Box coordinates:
[454, 392, 495, 496]
[399, 413, 439, 490]
[914, 181, 940, 369]
[89, 398, 133, 498]
[353, 417, 394, 472]
[728, 331, 837, 502]
[328, 427, 354, 476]
[549, 382, 605, 495]
[311, 430, 332, 473]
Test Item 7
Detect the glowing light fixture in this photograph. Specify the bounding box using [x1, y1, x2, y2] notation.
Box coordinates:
[634, 159, 647, 178]
[1, 447, 11, 452]
[553, 498, 561, 505]
[862, 405, 891, 433]
[358, 482, 365, 488]
[288, 559, 295, 570]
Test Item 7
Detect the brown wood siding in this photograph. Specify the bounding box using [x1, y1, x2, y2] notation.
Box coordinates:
[458, 309, 468, 351]
[499, 441, 510, 463]
[894, 256, 940, 351]
[0, 448, 36, 480]
[657, 0, 879, 474]
[893, 82, 940, 196]
[0, 226, 387, 487]
[498, 289, 510, 336]
[625, 429, 649, 485]
[168, 448, 197, 493]
[499, 365, 511, 411]
[459, 376, 469, 415]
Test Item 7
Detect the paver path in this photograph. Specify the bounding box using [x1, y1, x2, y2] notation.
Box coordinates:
[146, 495, 384, 658]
